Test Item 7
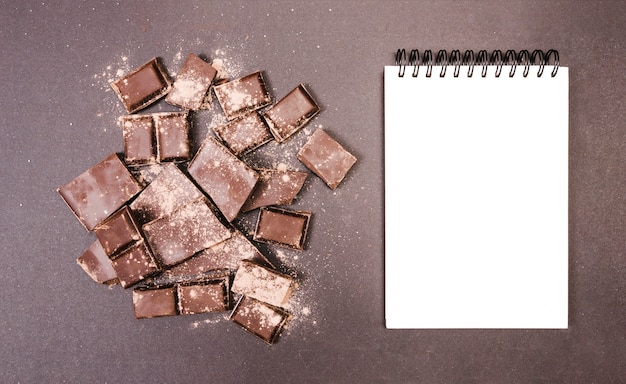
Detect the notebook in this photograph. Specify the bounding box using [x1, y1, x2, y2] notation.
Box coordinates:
[384, 49, 568, 329]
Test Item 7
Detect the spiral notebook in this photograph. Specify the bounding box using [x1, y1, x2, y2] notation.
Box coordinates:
[384, 49, 568, 329]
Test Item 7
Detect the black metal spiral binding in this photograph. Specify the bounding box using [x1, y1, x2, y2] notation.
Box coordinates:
[395, 49, 560, 78]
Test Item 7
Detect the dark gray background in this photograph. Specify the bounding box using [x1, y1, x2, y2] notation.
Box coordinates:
[1, 1, 624, 382]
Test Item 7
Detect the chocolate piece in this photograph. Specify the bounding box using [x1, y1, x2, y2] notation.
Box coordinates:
[177, 277, 230, 314]
[262, 84, 320, 143]
[187, 137, 259, 222]
[155, 229, 274, 284]
[297, 128, 357, 189]
[242, 169, 308, 212]
[57, 153, 142, 231]
[121, 114, 155, 164]
[231, 260, 294, 308]
[214, 71, 272, 120]
[110, 57, 172, 113]
[111, 240, 160, 288]
[133, 286, 178, 319]
[129, 163, 204, 225]
[94, 206, 142, 256]
[120, 111, 190, 164]
[213, 111, 273, 156]
[253, 207, 311, 251]
[77, 239, 118, 285]
[142, 198, 231, 267]
[166, 53, 217, 110]
[230, 295, 290, 344]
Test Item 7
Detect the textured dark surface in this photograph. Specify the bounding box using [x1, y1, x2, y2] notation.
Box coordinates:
[1, 1, 624, 382]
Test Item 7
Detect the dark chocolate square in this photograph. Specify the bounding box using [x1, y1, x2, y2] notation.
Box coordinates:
[166, 53, 217, 110]
[57, 153, 142, 231]
[121, 114, 155, 164]
[76, 239, 118, 285]
[242, 169, 308, 212]
[94, 205, 142, 256]
[133, 286, 178, 319]
[297, 128, 357, 189]
[187, 137, 259, 222]
[154, 112, 191, 162]
[231, 259, 294, 308]
[110, 57, 172, 113]
[213, 111, 273, 156]
[177, 277, 229, 315]
[253, 207, 311, 251]
[262, 84, 320, 142]
[214, 71, 272, 120]
[229, 295, 290, 345]
[142, 198, 232, 267]
[111, 240, 160, 288]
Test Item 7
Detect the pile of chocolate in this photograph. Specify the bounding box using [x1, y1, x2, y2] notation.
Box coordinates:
[57, 54, 357, 344]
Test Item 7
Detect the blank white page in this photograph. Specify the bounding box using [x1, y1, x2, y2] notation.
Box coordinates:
[384, 65, 568, 329]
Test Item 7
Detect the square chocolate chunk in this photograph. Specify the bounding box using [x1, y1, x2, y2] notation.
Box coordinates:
[214, 71, 271, 120]
[129, 163, 204, 225]
[121, 114, 155, 164]
[187, 137, 259, 222]
[297, 129, 357, 189]
[213, 111, 273, 156]
[94, 205, 142, 256]
[230, 295, 290, 345]
[166, 53, 217, 110]
[57, 153, 142, 231]
[77, 239, 118, 285]
[231, 259, 294, 308]
[133, 286, 178, 319]
[242, 169, 308, 212]
[111, 240, 160, 288]
[253, 207, 311, 251]
[110, 57, 171, 113]
[142, 198, 231, 267]
[177, 277, 230, 315]
[154, 112, 191, 162]
[262, 84, 320, 143]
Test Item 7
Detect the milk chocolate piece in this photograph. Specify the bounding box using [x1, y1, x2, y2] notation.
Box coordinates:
[111, 58, 172, 113]
[253, 207, 311, 251]
[111, 240, 160, 288]
[166, 53, 217, 110]
[129, 163, 204, 224]
[262, 84, 320, 143]
[187, 137, 259, 222]
[142, 198, 231, 267]
[57, 153, 142, 231]
[231, 259, 294, 308]
[230, 295, 290, 344]
[120, 111, 190, 164]
[94, 206, 142, 256]
[242, 169, 308, 212]
[214, 71, 271, 120]
[133, 286, 178, 318]
[213, 111, 273, 156]
[77, 239, 118, 285]
[177, 277, 230, 315]
[297, 128, 357, 189]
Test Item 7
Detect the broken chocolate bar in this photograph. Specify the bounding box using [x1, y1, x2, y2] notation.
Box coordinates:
[129, 163, 204, 225]
[230, 295, 290, 344]
[242, 169, 308, 212]
[133, 285, 178, 319]
[77, 239, 118, 285]
[111, 57, 172, 113]
[166, 53, 217, 110]
[120, 111, 190, 164]
[94, 205, 142, 256]
[111, 240, 160, 288]
[187, 137, 259, 222]
[213, 71, 272, 120]
[297, 128, 357, 189]
[57, 153, 142, 231]
[253, 207, 311, 251]
[262, 84, 320, 143]
[231, 259, 294, 308]
[142, 198, 231, 267]
[213, 111, 273, 156]
[177, 277, 230, 315]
